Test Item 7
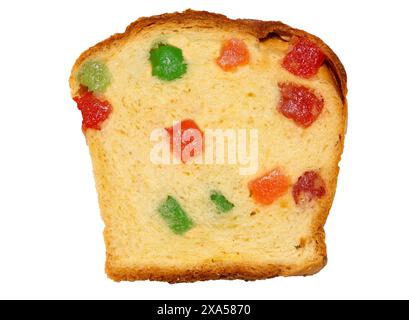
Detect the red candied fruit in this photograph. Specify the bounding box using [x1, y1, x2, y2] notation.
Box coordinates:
[293, 171, 326, 205]
[216, 39, 250, 71]
[166, 119, 204, 163]
[248, 168, 290, 205]
[282, 37, 325, 78]
[278, 83, 324, 127]
[73, 92, 112, 130]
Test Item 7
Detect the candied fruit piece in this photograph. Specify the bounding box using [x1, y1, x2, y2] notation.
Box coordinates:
[293, 171, 326, 205]
[278, 83, 324, 127]
[210, 191, 235, 213]
[248, 169, 290, 205]
[149, 44, 187, 81]
[73, 92, 112, 130]
[282, 37, 325, 78]
[77, 60, 111, 92]
[216, 39, 250, 71]
[158, 196, 194, 235]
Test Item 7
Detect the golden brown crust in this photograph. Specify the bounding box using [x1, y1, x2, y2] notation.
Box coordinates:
[71, 10, 347, 283]
[106, 258, 326, 283]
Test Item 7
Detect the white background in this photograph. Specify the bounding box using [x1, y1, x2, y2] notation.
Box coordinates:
[0, 0, 408, 300]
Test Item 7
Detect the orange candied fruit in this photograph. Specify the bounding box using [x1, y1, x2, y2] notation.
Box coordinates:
[248, 168, 291, 205]
[216, 38, 250, 71]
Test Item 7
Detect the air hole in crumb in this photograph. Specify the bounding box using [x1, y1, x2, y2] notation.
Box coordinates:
[117, 129, 127, 136]
[247, 92, 256, 97]
[336, 134, 342, 146]
[295, 238, 307, 249]
[259, 32, 284, 42]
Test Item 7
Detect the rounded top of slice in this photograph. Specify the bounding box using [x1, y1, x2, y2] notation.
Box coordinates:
[69, 10, 347, 99]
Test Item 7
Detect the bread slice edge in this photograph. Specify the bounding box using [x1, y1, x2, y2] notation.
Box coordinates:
[70, 10, 347, 283]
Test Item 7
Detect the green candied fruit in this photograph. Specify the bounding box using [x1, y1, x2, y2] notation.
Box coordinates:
[77, 60, 111, 92]
[210, 191, 235, 213]
[158, 196, 194, 235]
[149, 43, 187, 81]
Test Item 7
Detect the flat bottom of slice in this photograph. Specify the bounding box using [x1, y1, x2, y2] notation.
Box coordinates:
[106, 244, 327, 283]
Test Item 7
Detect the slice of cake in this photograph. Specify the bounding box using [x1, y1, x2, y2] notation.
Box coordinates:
[69, 10, 347, 282]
